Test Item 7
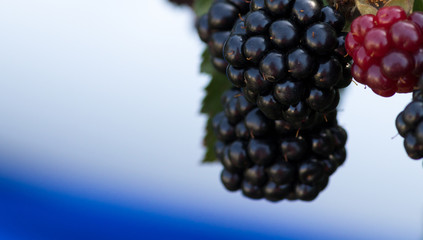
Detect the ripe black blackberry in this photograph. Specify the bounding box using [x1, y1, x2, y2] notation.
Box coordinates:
[223, 1, 351, 123]
[395, 81, 423, 160]
[196, 0, 250, 72]
[214, 89, 347, 201]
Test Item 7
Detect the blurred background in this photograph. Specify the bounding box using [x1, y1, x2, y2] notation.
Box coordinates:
[0, 0, 422, 239]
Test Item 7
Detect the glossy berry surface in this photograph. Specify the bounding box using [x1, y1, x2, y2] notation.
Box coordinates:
[395, 81, 423, 160]
[196, 0, 250, 73]
[345, 6, 423, 97]
[221, 1, 350, 122]
[213, 89, 348, 202]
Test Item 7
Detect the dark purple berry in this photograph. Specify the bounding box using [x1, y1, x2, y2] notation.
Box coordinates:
[264, 182, 291, 201]
[291, 0, 322, 27]
[305, 23, 338, 55]
[316, 175, 329, 191]
[306, 87, 336, 112]
[328, 148, 346, 166]
[244, 67, 273, 94]
[321, 158, 338, 175]
[243, 35, 269, 64]
[295, 183, 319, 201]
[221, 169, 242, 191]
[227, 65, 246, 88]
[267, 160, 295, 184]
[257, 94, 285, 120]
[212, 112, 225, 131]
[208, 2, 239, 30]
[250, 0, 266, 11]
[209, 31, 231, 57]
[217, 117, 236, 142]
[244, 108, 272, 137]
[330, 126, 347, 149]
[231, 18, 247, 36]
[283, 101, 311, 122]
[196, 14, 210, 42]
[227, 0, 250, 13]
[221, 88, 241, 106]
[321, 6, 345, 33]
[404, 133, 423, 159]
[403, 101, 423, 126]
[269, 20, 299, 52]
[221, 147, 240, 172]
[242, 180, 264, 199]
[235, 121, 250, 140]
[214, 140, 226, 160]
[225, 96, 242, 124]
[242, 87, 258, 103]
[321, 89, 340, 112]
[415, 121, 423, 144]
[313, 57, 343, 88]
[264, 0, 293, 16]
[211, 57, 228, 72]
[259, 51, 287, 82]
[311, 129, 335, 156]
[298, 158, 325, 184]
[280, 137, 308, 162]
[224, 34, 247, 68]
[245, 10, 271, 35]
[274, 80, 306, 106]
[244, 165, 267, 185]
[248, 139, 276, 166]
[229, 141, 252, 168]
[287, 48, 316, 80]
[237, 95, 255, 116]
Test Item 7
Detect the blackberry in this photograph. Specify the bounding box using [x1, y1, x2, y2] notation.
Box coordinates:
[214, 89, 347, 201]
[222, 1, 350, 122]
[196, 0, 250, 73]
[345, 7, 423, 97]
[396, 86, 423, 160]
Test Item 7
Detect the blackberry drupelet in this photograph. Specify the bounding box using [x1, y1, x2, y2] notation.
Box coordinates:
[214, 89, 347, 201]
[223, 0, 351, 123]
[195, 0, 250, 72]
[395, 82, 423, 160]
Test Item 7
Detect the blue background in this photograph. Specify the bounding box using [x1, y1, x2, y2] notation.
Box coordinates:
[0, 1, 422, 239]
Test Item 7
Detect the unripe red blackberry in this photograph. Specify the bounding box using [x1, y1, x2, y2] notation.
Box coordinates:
[345, 6, 423, 97]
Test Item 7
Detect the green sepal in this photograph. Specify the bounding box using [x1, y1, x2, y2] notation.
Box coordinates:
[200, 49, 231, 162]
[414, 0, 423, 11]
[193, 0, 214, 16]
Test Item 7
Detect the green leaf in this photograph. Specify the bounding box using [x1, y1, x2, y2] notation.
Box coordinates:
[415, 0, 423, 11]
[200, 49, 215, 75]
[342, 20, 352, 32]
[202, 117, 219, 162]
[384, 0, 414, 14]
[200, 72, 230, 115]
[199, 48, 232, 163]
[193, 0, 214, 16]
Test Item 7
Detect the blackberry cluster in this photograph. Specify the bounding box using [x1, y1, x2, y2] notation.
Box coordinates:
[196, 0, 250, 72]
[346, 7, 423, 97]
[213, 89, 347, 201]
[223, 0, 351, 122]
[395, 83, 423, 159]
